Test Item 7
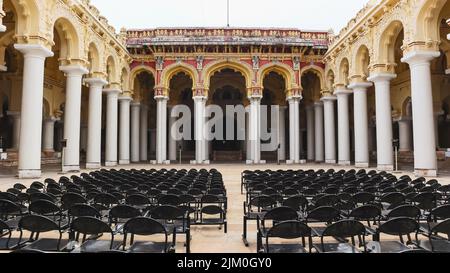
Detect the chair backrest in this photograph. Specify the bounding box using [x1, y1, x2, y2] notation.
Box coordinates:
[322, 220, 366, 239]
[158, 194, 182, 206]
[282, 195, 308, 212]
[249, 195, 277, 210]
[68, 204, 101, 218]
[430, 219, 450, 241]
[306, 206, 341, 223]
[351, 192, 375, 204]
[71, 216, 113, 236]
[109, 205, 142, 220]
[29, 200, 61, 215]
[266, 220, 311, 240]
[61, 193, 87, 210]
[126, 194, 151, 206]
[151, 205, 185, 220]
[263, 207, 298, 222]
[0, 199, 23, 218]
[378, 217, 419, 236]
[349, 205, 381, 221]
[387, 205, 421, 219]
[201, 205, 225, 216]
[19, 215, 60, 233]
[430, 205, 450, 220]
[123, 217, 167, 236]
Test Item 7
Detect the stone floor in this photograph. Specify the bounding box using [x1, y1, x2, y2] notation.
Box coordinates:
[1, 163, 449, 253]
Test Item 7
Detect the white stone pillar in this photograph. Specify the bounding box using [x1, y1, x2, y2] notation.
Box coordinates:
[349, 82, 372, 168]
[7, 111, 20, 151]
[306, 105, 315, 161]
[60, 65, 88, 173]
[367, 73, 396, 171]
[104, 89, 120, 167]
[402, 51, 440, 176]
[85, 78, 107, 169]
[248, 95, 262, 164]
[168, 106, 177, 162]
[140, 105, 149, 161]
[118, 96, 131, 165]
[335, 88, 352, 166]
[42, 117, 57, 152]
[193, 96, 206, 164]
[246, 111, 251, 161]
[287, 97, 301, 164]
[322, 97, 336, 164]
[314, 102, 325, 162]
[14, 44, 53, 178]
[278, 106, 286, 161]
[155, 96, 169, 164]
[131, 102, 141, 163]
[398, 118, 412, 152]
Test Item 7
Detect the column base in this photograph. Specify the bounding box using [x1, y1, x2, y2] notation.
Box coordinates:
[326, 160, 337, 164]
[246, 160, 267, 165]
[62, 165, 80, 173]
[377, 164, 394, 171]
[86, 163, 101, 169]
[18, 169, 42, 179]
[105, 161, 118, 167]
[119, 160, 130, 165]
[355, 162, 370, 168]
[190, 160, 211, 165]
[414, 169, 437, 177]
[151, 160, 170, 165]
[338, 160, 351, 166]
[286, 160, 295, 165]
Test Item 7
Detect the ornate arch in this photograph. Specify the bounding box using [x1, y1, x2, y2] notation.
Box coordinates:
[414, 0, 447, 47]
[105, 53, 120, 87]
[161, 62, 199, 89]
[374, 20, 404, 65]
[336, 57, 350, 86]
[9, 0, 40, 40]
[300, 64, 325, 91]
[202, 59, 253, 89]
[257, 62, 297, 91]
[129, 65, 157, 91]
[351, 44, 371, 81]
[52, 16, 82, 61]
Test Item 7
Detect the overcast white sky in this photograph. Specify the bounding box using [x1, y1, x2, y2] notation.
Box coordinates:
[90, 0, 369, 33]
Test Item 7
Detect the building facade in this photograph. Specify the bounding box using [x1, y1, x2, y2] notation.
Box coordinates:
[0, 0, 449, 178]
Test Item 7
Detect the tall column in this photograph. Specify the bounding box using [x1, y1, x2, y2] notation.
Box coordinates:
[130, 102, 141, 163]
[168, 106, 177, 162]
[60, 65, 88, 172]
[398, 117, 412, 152]
[140, 105, 149, 161]
[367, 73, 396, 171]
[322, 97, 336, 164]
[80, 124, 88, 153]
[246, 111, 251, 161]
[287, 97, 300, 164]
[14, 44, 53, 178]
[278, 106, 286, 161]
[7, 111, 20, 151]
[335, 88, 352, 166]
[349, 82, 372, 168]
[85, 78, 107, 169]
[42, 117, 57, 152]
[434, 113, 441, 148]
[314, 102, 324, 162]
[306, 105, 315, 161]
[118, 96, 131, 165]
[193, 96, 206, 164]
[248, 95, 262, 164]
[402, 51, 440, 176]
[155, 96, 169, 164]
[104, 89, 120, 167]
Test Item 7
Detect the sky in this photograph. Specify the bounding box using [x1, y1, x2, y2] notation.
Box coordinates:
[89, 0, 369, 33]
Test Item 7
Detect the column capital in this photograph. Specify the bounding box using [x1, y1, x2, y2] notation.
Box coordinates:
[395, 116, 412, 122]
[247, 87, 263, 99]
[320, 95, 337, 102]
[193, 88, 208, 97]
[59, 65, 89, 76]
[334, 88, 353, 96]
[103, 88, 121, 95]
[367, 72, 397, 83]
[118, 95, 133, 102]
[348, 82, 373, 90]
[85, 77, 108, 87]
[314, 101, 324, 107]
[6, 111, 20, 117]
[154, 87, 169, 98]
[131, 101, 141, 107]
[193, 95, 207, 101]
[155, 95, 169, 101]
[44, 116, 60, 122]
[401, 50, 440, 66]
[14, 44, 53, 58]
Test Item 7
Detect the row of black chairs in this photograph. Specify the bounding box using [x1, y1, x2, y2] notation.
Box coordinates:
[0, 168, 227, 253]
[241, 169, 450, 253]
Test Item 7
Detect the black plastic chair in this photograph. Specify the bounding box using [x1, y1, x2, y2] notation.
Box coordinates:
[305, 206, 341, 237]
[242, 195, 277, 247]
[0, 219, 20, 250]
[108, 205, 142, 233]
[416, 219, 450, 253]
[198, 205, 227, 233]
[371, 217, 419, 253]
[18, 215, 69, 252]
[314, 220, 366, 253]
[70, 216, 121, 253]
[259, 221, 312, 253]
[122, 217, 174, 253]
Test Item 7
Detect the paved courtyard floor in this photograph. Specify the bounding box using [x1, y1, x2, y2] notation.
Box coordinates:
[1, 163, 449, 253]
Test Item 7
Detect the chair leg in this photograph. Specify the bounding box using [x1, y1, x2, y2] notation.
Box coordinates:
[242, 216, 249, 247]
